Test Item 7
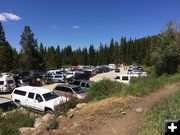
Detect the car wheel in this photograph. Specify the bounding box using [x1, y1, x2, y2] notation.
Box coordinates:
[45, 109, 53, 114]
[15, 100, 21, 107]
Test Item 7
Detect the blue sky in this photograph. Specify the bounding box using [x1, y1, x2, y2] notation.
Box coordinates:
[0, 0, 180, 51]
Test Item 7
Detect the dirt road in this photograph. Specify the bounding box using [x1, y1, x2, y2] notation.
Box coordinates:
[89, 83, 180, 135]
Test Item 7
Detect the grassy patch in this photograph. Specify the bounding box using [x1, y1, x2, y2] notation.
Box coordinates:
[127, 74, 180, 96]
[138, 90, 180, 135]
[0, 110, 36, 135]
[87, 73, 180, 101]
[87, 79, 127, 101]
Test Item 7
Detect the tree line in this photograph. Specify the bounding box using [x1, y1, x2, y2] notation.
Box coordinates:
[0, 21, 179, 75]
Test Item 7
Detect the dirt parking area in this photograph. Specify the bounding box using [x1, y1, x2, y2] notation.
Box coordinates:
[0, 66, 128, 102]
[90, 66, 128, 82]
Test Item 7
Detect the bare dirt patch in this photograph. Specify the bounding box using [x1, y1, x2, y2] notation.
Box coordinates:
[50, 83, 180, 135]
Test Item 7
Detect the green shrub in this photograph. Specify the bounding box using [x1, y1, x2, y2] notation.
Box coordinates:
[0, 110, 36, 135]
[138, 90, 180, 135]
[87, 73, 180, 101]
[46, 121, 58, 130]
[141, 65, 155, 75]
[87, 79, 126, 101]
[54, 98, 84, 116]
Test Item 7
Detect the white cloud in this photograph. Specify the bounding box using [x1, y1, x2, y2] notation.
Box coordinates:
[0, 14, 6, 21]
[0, 12, 21, 22]
[51, 25, 59, 30]
[73, 25, 80, 29]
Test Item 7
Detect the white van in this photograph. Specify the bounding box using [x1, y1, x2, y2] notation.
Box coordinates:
[0, 74, 16, 93]
[108, 64, 116, 70]
[11, 86, 68, 113]
[114, 74, 138, 84]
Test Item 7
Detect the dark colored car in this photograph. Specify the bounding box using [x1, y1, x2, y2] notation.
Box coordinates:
[0, 97, 17, 112]
[67, 72, 91, 83]
[115, 68, 120, 72]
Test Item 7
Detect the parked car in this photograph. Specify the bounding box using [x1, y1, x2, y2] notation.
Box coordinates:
[0, 97, 17, 112]
[108, 64, 116, 70]
[51, 74, 66, 83]
[65, 71, 75, 79]
[127, 67, 147, 77]
[67, 72, 90, 83]
[114, 74, 138, 84]
[0, 73, 16, 93]
[70, 80, 92, 89]
[11, 86, 68, 113]
[53, 84, 87, 99]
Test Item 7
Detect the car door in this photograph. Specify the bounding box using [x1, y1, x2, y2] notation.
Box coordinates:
[25, 92, 35, 109]
[34, 93, 44, 112]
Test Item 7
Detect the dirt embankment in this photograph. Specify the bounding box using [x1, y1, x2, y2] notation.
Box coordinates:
[50, 83, 180, 135]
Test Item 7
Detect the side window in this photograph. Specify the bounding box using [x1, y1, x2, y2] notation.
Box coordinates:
[86, 83, 90, 88]
[122, 76, 129, 81]
[81, 83, 86, 87]
[115, 76, 120, 79]
[64, 87, 73, 93]
[59, 87, 73, 93]
[7, 80, 14, 84]
[28, 92, 35, 99]
[73, 81, 80, 85]
[36, 94, 43, 102]
[0, 81, 4, 85]
[60, 87, 66, 92]
[14, 90, 26, 96]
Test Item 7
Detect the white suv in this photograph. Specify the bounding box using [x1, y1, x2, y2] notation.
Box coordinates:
[0, 74, 16, 93]
[11, 86, 68, 113]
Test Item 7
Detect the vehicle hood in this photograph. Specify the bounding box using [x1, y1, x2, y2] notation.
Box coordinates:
[76, 91, 87, 99]
[46, 96, 69, 108]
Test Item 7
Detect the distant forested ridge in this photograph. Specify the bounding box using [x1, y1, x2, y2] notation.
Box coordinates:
[0, 21, 179, 75]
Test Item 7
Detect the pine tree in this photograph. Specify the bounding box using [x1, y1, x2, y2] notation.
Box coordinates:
[82, 47, 88, 65]
[20, 26, 41, 70]
[0, 22, 6, 47]
[0, 22, 17, 72]
[88, 45, 95, 65]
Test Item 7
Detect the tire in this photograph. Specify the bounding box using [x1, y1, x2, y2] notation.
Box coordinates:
[45, 108, 53, 114]
[15, 100, 21, 108]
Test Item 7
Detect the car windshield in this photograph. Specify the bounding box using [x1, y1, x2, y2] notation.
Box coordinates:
[72, 87, 85, 94]
[43, 91, 59, 101]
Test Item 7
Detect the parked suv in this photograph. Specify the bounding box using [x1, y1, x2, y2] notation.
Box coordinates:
[11, 86, 68, 113]
[0, 97, 17, 112]
[0, 74, 16, 93]
[53, 84, 87, 99]
[51, 74, 66, 83]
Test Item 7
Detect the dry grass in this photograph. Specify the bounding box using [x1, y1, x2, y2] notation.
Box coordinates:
[78, 96, 134, 114]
